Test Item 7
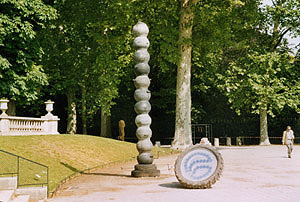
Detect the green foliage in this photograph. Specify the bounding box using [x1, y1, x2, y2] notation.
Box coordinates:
[193, 0, 300, 119]
[217, 51, 299, 116]
[86, 1, 133, 115]
[261, 0, 300, 36]
[14, 0, 297, 139]
[42, 0, 135, 119]
[0, 0, 56, 104]
[41, 0, 90, 94]
[41, 0, 181, 130]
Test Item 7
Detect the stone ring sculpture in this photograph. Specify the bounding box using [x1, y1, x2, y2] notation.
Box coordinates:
[175, 144, 224, 188]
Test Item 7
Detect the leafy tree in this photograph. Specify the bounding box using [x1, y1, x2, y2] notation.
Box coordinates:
[218, 51, 299, 143]
[214, 0, 300, 145]
[41, 0, 99, 134]
[83, 0, 135, 137]
[41, 0, 134, 136]
[0, 0, 56, 110]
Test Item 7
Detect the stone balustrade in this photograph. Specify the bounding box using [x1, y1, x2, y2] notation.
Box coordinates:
[0, 99, 59, 136]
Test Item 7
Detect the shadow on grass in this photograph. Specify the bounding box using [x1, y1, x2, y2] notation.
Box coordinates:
[83, 172, 131, 178]
[60, 162, 131, 178]
[60, 162, 81, 173]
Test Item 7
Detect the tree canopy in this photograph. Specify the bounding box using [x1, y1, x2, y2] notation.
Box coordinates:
[1, 0, 299, 144]
[0, 0, 56, 104]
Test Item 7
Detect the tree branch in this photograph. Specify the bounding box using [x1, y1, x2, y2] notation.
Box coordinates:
[182, 0, 199, 8]
[273, 27, 292, 49]
[271, 0, 276, 6]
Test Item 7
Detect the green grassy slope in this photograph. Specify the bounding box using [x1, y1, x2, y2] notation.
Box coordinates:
[0, 135, 176, 192]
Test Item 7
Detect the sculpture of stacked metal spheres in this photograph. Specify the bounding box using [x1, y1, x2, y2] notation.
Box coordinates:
[131, 21, 160, 177]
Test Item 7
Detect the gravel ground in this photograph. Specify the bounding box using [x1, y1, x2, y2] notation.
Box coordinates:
[48, 145, 300, 202]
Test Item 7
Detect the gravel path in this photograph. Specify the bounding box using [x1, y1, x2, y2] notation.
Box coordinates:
[48, 145, 300, 202]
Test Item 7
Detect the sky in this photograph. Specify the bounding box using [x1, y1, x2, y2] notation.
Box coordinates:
[262, 0, 300, 52]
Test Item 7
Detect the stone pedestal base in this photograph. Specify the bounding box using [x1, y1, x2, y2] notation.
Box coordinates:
[200, 137, 212, 146]
[131, 164, 160, 177]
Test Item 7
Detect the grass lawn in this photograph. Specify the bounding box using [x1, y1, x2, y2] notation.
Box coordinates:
[0, 135, 177, 193]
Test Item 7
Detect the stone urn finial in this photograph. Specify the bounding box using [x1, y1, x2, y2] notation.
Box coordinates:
[45, 100, 54, 115]
[0, 99, 9, 116]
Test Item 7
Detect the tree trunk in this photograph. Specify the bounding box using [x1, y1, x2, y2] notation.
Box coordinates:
[81, 84, 87, 134]
[259, 109, 270, 145]
[66, 90, 77, 134]
[100, 107, 112, 138]
[257, 8, 280, 146]
[171, 0, 198, 150]
[7, 100, 16, 116]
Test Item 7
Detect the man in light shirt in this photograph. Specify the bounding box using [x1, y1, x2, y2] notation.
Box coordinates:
[282, 126, 295, 158]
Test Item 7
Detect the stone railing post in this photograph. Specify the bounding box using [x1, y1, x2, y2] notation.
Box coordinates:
[236, 136, 242, 146]
[131, 21, 160, 177]
[41, 100, 60, 135]
[0, 99, 10, 135]
[226, 137, 231, 146]
[214, 138, 219, 146]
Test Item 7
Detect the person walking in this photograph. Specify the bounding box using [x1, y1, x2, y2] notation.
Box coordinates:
[282, 126, 295, 158]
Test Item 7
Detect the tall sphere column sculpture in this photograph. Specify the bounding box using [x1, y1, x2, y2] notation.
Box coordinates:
[131, 21, 160, 177]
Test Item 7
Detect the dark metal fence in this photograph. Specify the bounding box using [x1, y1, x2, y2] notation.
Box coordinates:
[0, 149, 48, 193]
[190, 117, 300, 145]
[205, 117, 299, 144]
[191, 124, 213, 144]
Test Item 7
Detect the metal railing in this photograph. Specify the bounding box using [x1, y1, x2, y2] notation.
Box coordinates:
[216, 136, 300, 145]
[191, 124, 213, 144]
[0, 149, 48, 193]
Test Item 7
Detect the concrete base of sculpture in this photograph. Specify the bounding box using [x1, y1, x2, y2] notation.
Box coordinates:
[131, 164, 160, 177]
[200, 137, 212, 146]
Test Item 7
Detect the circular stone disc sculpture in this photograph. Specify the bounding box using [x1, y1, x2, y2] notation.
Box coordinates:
[175, 144, 224, 188]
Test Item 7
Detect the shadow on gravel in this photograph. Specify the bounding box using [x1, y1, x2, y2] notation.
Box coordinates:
[83, 172, 131, 178]
[159, 182, 185, 189]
